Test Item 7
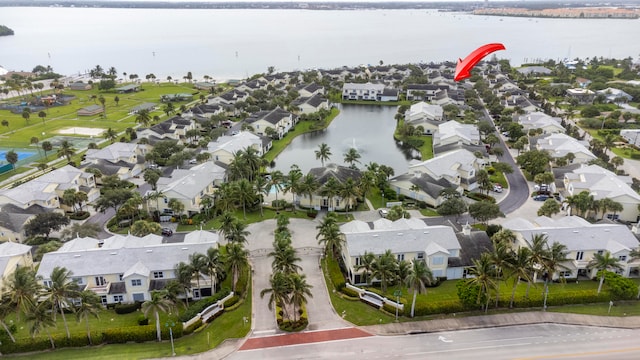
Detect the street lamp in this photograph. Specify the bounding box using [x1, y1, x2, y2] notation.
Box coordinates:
[165, 321, 176, 356]
[393, 289, 402, 321]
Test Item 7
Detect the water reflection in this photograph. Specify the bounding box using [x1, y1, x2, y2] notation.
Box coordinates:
[271, 104, 419, 174]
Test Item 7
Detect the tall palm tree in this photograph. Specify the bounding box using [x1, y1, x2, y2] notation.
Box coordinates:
[75, 290, 101, 345]
[227, 220, 250, 244]
[289, 273, 313, 321]
[225, 242, 249, 293]
[104, 127, 118, 143]
[204, 247, 225, 295]
[189, 253, 207, 298]
[527, 234, 550, 298]
[27, 300, 57, 349]
[489, 239, 514, 307]
[174, 262, 193, 306]
[218, 211, 237, 241]
[284, 165, 303, 211]
[4, 266, 40, 321]
[404, 260, 435, 317]
[587, 251, 623, 294]
[319, 176, 340, 211]
[339, 178, 360, 213]
[299, 174, 319, 210]
[136, 109, 152, 128]
[254, 175, 270, 217]
[343, 147, 361, 168]
[466, 253, 496, 312]
[269, 241, 302, 275]
[57, 140, 76, 162]
[507, 247, 532, 308]
[371, 250, 398, 293]
[232, 179, 256, 219]
[268, 170, 284, 208]
[315, 143, 332, 167]
[544, 242, 570, 283]
[260, 271, 292, 321]
[355, 251, 376, 285]
[316, 215, 344, 259]
[45, 266, 80, 339]
[41, 140, 52, 160]
[142, 290, 175, 342]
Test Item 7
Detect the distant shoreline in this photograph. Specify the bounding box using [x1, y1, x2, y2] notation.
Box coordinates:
[0, 25, 14, 36]
[473, 7, 640, 20]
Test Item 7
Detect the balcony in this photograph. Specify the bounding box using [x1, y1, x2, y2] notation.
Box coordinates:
[87, 282, 111, 295]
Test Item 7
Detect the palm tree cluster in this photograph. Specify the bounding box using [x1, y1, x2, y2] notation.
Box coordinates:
[261, 215, 313, 324]
[173, 247, 229, 305]
[464, 231, 571, 311]
[565, 191, 624, 220]
[1, 266, 102, 348]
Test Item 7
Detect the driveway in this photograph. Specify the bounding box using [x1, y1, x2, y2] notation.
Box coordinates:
[245, 218, 348, 336]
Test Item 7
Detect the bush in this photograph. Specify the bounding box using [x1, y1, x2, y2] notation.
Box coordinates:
[405, 299, 466, 317]
[341, 286, 360, 298]
[183, 318, 203, 335]
[178, 288, 231, 322]
[137, 315, 149, 326]
[68, 211, 90, 220]
[224, 295, 240, 308]
[0, 333, 94, 354]
[114, 302, 141, 314]
[603, 271, 637, 300]
[326, 256, 345, 291]
[101, 325, 156, 343]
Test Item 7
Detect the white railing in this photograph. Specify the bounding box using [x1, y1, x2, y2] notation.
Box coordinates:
[345, 283, 404, 311]
[182, 292, 234, 330]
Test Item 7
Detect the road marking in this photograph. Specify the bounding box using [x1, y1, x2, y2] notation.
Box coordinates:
[405, 342, 531, 356]
[513, 346, 640, 359]
[438, 335, 453, 343]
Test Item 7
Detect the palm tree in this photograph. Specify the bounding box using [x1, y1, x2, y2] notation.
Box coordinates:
[343, 147, 361, 168]
[269, 241, 302, 275]
[319, 176, 340, 211]
[75, 290, 101, 345]
[218, 212, 236, 241]
[136, 109, 152, 128]
[299, 174, 319, 210]
[316, 214, 344, 259]
[41, 140, 52, 160]
[289, 273, 313, 321]
[466, 253, 496, 312]
[38, 110, 47, 124]
[27, 301, 57, 349]
[284, 166, 303, 211]
[168, 198, 185, 224]
[404, 260, 435, 317]
[232, 179, 256, 219]
[4, 266, 40, 321]
[189, 253, 207, 298]
[260, 271, 292, 321]
[507, 247, 532, 308]
[254, 175, 270, 217]
[225, 242, 249, 293]
[315, 143, 332, 166]
[57, 140, 76, 162]
[339, 178, 360, 213]
[489, 238, 514, 307]
[142, 290, 175, 342]
[174, 262, 193, 306]
[45, 266, 80, 339]
[227, 220, 250, 244]
[544, 242, 570, 283]
[371, 250, 398, 293]
[268, 170, 284, 208]
[355, 251, 376, 285]
[527, 234, 550, 298]
[587, 251, 623, 294]
[204, 247, 225, 295]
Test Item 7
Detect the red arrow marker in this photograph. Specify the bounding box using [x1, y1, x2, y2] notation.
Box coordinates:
[454, 43, 506, 82]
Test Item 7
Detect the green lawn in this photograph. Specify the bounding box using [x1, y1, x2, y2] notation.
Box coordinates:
[611, 146, 640, 160]
[489, 170, 508, 188]
[548, 300, 640, 317]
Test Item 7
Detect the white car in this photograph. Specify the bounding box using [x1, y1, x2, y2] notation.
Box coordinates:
[378, 208, 389, 218]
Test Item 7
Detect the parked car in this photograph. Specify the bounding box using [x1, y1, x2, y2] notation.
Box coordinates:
[533, 195, 549, 201]
[493, 184, 503, 193]
[189, 159, 198, 164]
[161, 228, 173, 236]
[378, 208, 389, 218]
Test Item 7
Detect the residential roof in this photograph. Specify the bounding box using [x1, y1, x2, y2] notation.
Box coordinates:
[409, 149, 479, 179]
[342, 82, 385, 91]
[516, 66, 552, 75]
[308, 163, 362, 185]
[434, 121, 480, 146]
[245, 107, 293, 126]
[115, 84, 140, 92]
[449, 230, 493, 267]
[85, 142, 139, 163]
[0, 203, 52, 232]
[0, 241, 32, 257]
[517, 112, 565, 132]
[345, 226, 461, 257]
[207, 131, 263, 156]
[568, 164, 640, 201]
[536, 133, 594, 159]
[130, 102, 157, 112]
[405, 102, 443, 120]
[390, 172, 455, 199]
[157, 162, 226, 199]
[184, 230, 220, 244]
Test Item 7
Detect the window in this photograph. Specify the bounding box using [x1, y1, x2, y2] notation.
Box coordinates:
[95, 276, 106, 286]
[559, 271, 572, 277]
[131, 279, 142, 286]
[153, 271, 164, 279]
[606, 214, 620, 220]
[416, 252, 424, 260]
[619, 255, 627, 261]
[119, 274, 124, 281]
[576, 251, 584, 261]
[43, 280, 53, 288]
[354, 257, 360, 266]
[113, 295, 123, 303]
[431, 256, 444, 266]
[397, 254, 405, 261]
[100, 296, 107, 305]
[164, 198, 168, 204]
[72, 277, 84, 285]
[597, 250, 604, 256]
[132, 293, 144, 302]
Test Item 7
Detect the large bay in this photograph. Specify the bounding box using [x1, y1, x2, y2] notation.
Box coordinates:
[1, 7, 639, 80]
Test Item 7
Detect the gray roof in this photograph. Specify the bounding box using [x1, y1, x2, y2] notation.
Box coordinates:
[390, 172, 454, 198]
[0, 204, 52, 232]
[449, 231, 493, 267]
[245, 107, 293, 125]
[308, 163, 361, 185]
[345, 226, 461, 257]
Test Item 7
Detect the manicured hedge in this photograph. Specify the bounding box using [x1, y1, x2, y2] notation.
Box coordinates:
[326, 256, 345, 291]
[0, 333, 98, 354]
[178, 288, 231, 322]
[341, 286, 360, 298]
[404, 299, 466, 317]
[224, 295, 240, 308]
[101, 325, 157, 343]
[114, 302, 141, 314]
[183, 318, 203, 335]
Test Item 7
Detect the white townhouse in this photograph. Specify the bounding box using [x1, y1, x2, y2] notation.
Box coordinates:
[404, 102, 444, 135]
[404, 149, 486, 191]
[82, 142, 148, 180]
[535, 133, 596, 164]
[245, 107, 297, 139]
[406, 84, 448, 101]
[563, 165, 640, 222]
[296, 83, 325, 98]
[517, 112, 566, 134]
[0, 203, 55, 243]
[136, 116, 198, 145]
[342, 82, 386, 101]
[37, 233, 219, 305]
[206, 132, 270, 165]
[433, 121, 480, 148]
[0, 165, 99, 211]
[340, 219, 462, 284]
[503, 216, 640, 279]
[621, 129, 640, 148]
[292, 94, 330, 114]
[153, 162, 226, 215]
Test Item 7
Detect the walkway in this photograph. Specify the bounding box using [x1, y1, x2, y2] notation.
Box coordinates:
[239, 328, 372, 351]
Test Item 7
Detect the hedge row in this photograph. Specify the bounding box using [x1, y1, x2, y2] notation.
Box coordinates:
[178, 288, 231, 322]
[114, 302, 141, 314]
[183, 318, 203, 335]
[326, 257, 345, 291]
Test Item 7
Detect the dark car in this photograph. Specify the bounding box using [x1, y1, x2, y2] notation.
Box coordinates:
[161, 228, 173, 236]
[533, 195, 549, 201]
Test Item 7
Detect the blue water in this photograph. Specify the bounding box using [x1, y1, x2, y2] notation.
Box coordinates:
[0, 149, 38, 164]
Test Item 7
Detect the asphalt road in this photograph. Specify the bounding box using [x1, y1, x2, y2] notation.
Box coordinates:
[229, 324, 640, 360]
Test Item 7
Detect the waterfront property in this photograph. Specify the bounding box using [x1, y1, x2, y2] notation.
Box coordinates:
[206, 131, 271, 164]
[341, 82, 398, 101]
[404, 102, 444, 134]
[298, 163, 362, 211]
[244, 107, 298, 139]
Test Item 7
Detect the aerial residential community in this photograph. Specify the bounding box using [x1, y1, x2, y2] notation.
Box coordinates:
[2, 6, 640, 357]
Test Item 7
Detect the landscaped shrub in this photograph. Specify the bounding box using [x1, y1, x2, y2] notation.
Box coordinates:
[271, 199, 288, 209]
[602, 271, 636, 300]
[234, 268, 250, 297]
[224, 295, 240, 308]
[68, 211, 90, 220]
[101, 325, 156, 343]
[326, 257, 345, 291]
[183, 318, 203, 335]
[137, 315, 149, 326]
[178, 288, 231, 322]
[405, 299, 466, 317]
[114, 302, 141, 314]
[341, 286, 360, 298]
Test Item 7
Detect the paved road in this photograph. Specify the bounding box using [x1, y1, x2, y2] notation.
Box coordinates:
[228, 324, 640, 360]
